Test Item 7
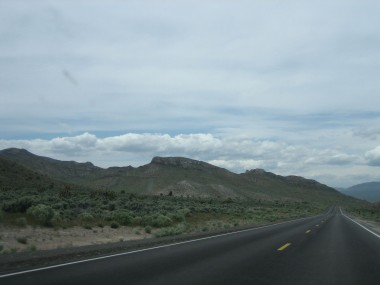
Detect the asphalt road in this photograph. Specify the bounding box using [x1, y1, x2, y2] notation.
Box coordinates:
[2, 207, 380, 285]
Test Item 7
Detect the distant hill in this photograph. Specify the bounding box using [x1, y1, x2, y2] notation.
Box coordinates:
[0, 148, 364, 206]
[341, 182, 380, 202]
[240, 169, 352, 206]
[0, 148, 103, 183]
[0, 156, 75, 192]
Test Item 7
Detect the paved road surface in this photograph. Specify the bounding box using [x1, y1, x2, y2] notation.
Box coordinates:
[2, 207, 380, 285]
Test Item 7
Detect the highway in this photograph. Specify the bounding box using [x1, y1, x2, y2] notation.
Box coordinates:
[2, 207, 380, 285]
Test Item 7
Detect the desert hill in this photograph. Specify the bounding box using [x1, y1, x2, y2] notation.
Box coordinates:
[340, 182, 380, 202]
[0, 148, 362, 206]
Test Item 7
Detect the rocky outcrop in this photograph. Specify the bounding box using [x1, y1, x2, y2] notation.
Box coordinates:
[151, 156, 218, 170]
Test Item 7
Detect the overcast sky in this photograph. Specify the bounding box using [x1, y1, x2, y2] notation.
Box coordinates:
[1, 0, 380, 187]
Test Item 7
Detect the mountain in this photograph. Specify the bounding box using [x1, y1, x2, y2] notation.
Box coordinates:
[0, 148, 363, 206]
[0, 148, 103, 183]
[240, 169, 354, 206]
[340, 182, 380, 202]
[0, 156, 74, 192]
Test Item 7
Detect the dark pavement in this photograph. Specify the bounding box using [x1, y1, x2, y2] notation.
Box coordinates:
[2, 207, 380, 285]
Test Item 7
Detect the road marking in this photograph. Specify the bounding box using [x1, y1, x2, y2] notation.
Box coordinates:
[316, 224, 319, 227]
[277, 243, 291, 251]
[0, 215, 324, 279]
[305, 230, 311, 234]
[340, 208, 380, 239]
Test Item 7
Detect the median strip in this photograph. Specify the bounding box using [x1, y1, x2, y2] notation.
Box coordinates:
[277, 243, 291, 251]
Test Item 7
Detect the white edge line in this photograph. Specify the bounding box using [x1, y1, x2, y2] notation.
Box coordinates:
[0, 214, 319, 279]
[340, 207, 380, 239]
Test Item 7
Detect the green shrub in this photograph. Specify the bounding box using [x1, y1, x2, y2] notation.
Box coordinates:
[141, 215, 153, 226]
[132, 216, 143, 226]
[51, 213, 63, 225]
[2, 197, 34, 213]
[154, 224, 186, 237]
[27, 204, 54, 226]
[15, 217, 27, 227]
[144, 226, 152, 234]
[110, 221, 120, 229]
[59, 186, 72, 198]
[79, 212, 94, 222]
[0, 211, 3, 222]
[113, 211, 131, 226]
[152, 214, 172, 228]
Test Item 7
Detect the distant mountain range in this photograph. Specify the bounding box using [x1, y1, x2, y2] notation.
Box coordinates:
[339, 182, 380, 202]
[0, 148, 363, 207]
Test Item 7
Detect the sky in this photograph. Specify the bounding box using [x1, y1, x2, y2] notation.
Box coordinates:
[1, 0, 380, 188]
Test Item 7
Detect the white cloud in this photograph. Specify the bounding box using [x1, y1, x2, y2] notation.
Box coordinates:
[365, 146, 380, 166]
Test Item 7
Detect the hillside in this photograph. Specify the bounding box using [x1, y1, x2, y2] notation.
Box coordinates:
[0, 148, 363, 206]
[0, 148, 103, 183]
[341, 182, 380, 202]
[0, 156, 86, 193]
[240, 169, 357, 206]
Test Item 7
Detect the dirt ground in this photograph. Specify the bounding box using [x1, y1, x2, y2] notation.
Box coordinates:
[0, 225, 152, 253]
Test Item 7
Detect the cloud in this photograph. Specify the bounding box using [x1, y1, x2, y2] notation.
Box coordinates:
[352, 126, 380, 140]
[365, 146, 380, 166]
[50, 132, 97, 154]
[305, 150, 361, 166]
[0, 131, 363, 171]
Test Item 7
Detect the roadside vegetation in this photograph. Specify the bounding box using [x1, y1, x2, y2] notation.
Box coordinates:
[0, 186, 323, 253]
[345, 203, 380, 223]
[0, 187, 322, 231]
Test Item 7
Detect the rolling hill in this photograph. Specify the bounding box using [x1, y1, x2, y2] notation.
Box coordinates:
[340, 182, 380, 202]
[0, 148, 363, 206]
[0, 155, 88, 193]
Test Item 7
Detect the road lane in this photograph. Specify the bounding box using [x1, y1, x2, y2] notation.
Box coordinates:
[2, 207, 380, 285]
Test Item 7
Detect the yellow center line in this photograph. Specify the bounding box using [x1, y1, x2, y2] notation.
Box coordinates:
[305, 230, 311, 234]
[277, 243, 291, 251]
